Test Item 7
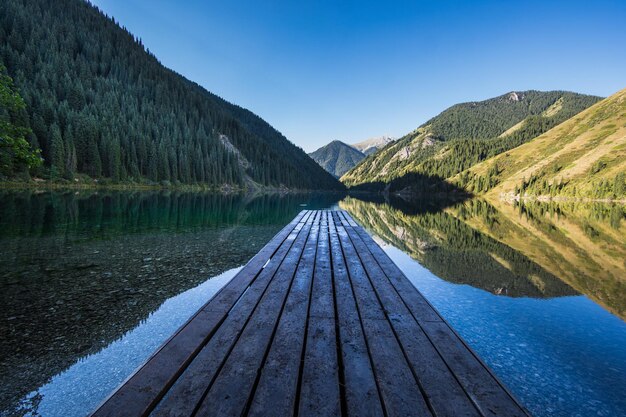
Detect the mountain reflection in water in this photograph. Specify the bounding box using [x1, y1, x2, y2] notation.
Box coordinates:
[341, 195, 626, 417]
[341, 196, 625, 316]
[2, 190, 625, 417]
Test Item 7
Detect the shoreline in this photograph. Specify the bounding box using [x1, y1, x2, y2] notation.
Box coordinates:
[0, 180, 346, 195]
[496, 192, 626, 205]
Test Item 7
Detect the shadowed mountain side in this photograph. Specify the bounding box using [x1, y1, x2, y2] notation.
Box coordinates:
[340, 196, 578, 299]
[308, 140, 365, 178]
[0, 0, 342, 190]
[449, 198, 626, 319]
[0, 191, 338, 413]
[344, 191, 468, 215]
[346, 171, 473, 200]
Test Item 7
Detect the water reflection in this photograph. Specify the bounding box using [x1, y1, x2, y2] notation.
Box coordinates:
[3, 190, 625, 417]
[340, 195, 626, 417]
[340, 196, 578, 298]
[0, 190, 342, 417]
[460, 200, 626, 318]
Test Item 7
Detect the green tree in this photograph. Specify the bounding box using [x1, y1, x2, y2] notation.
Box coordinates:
[0, 64, 41, 176]
[49, 123, 65, 178]
[0, 0, 341, 190]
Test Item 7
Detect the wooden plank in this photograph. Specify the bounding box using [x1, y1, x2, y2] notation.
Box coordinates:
[92, 210, 309, 417]
[334, 212, 433, 417]
[308, 211, 335, 319]
[344, 211, 441, 323]
[298, 211, 342, 417]
[342, 211, 529, 417]
[245, 212, 322, 417]
[342, 221, 481, 417]
[328, 212, 384, 417]
[421, 321, 529, 417]
[150, 211, 315, 417]
[95, 209, 528, 417]
[338, 210, 358, 227]
[204, 210, 310, 313]
[193, 212, 320, 416]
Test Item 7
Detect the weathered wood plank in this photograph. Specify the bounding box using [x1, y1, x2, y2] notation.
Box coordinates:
[194, 212, 320, 416]
[344, 211, 441, 323]
[334, 212, 433, 417]
[328, 212, 384, 417]
[92, 211, 309, 417]
[342, 211, 529, 417]
[298, 211, 342, 417]
[342, 221, 481, 417]
[150, 211, 315, 417]
[421, 321, 529, 417]
[245, 212, 321, 417]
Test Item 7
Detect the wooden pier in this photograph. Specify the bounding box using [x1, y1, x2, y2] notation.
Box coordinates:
[92, 210, 529, 417]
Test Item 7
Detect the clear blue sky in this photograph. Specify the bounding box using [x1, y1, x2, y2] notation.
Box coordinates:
[90, 0, 626, 152]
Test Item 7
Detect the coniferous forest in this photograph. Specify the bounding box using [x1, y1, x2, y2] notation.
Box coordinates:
[0, 0, 342, 190]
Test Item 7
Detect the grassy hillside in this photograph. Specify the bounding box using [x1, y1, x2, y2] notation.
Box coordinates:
[341, 91, 601, 191]
[308, 140, 365, 178]
[0, 0, 342, 190]
[456, 88, 626, 199]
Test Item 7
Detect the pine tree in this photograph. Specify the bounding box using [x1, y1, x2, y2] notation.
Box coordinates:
[49, 123, 65, 178]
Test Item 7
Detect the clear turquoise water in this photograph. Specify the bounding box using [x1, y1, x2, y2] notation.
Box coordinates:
[14, 269, 239, 417]
[387, 245, 626, 417]
[1, 191, 625, 417]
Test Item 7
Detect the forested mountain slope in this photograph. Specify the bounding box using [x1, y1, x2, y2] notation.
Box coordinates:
[341, 91, 601, 191]
[456, 88, 626, 199]
[308, 140, 365, 178]
[0, 0, 342, 190]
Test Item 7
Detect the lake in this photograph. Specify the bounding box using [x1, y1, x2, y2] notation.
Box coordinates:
[1, 190, 625, 417]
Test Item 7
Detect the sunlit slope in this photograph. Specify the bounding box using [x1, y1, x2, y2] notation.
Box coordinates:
[447, 200, 626, 319]
[456, 88, 626, 199]
[341, 91, 600, 188]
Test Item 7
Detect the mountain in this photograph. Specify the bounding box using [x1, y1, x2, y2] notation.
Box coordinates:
[455, 88, 626, 200]
[341, 91, 601, 191]
[351, 135, 395, 156]
[0, 0, 342, 190]
[308, 140, 365, 178]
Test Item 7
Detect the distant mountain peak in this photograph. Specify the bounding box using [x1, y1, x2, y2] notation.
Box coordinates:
[351, 135, 396, 155]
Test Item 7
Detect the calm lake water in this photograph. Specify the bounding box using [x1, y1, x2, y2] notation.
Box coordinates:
[1, 191, 625, 417]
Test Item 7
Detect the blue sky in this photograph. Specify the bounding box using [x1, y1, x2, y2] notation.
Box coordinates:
[90, 0, 626, 152]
